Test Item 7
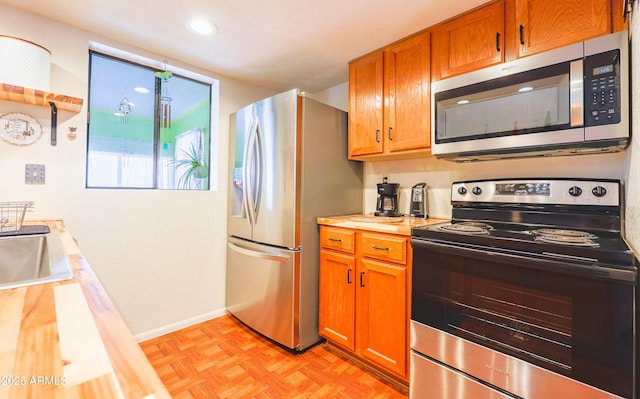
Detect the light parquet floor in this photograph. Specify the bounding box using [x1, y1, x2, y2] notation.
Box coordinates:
[140, 314, 409, 399]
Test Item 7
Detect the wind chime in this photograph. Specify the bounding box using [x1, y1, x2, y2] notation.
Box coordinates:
[155, 61, 173, 128]
[117, 96, 132, 124]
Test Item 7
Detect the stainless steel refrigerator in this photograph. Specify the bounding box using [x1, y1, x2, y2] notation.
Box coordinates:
[226, 89, 363, 351]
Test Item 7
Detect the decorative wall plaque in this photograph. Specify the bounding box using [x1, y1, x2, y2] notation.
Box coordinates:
[0, 112, 43, 145]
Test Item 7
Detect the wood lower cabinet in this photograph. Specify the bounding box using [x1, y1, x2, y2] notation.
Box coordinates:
[319, 226, 411, 383]
[348, 31, 430, 161]
[357, 257, 407, 376]
[513, 0, 612, 58]
[319, 249, 356, 351]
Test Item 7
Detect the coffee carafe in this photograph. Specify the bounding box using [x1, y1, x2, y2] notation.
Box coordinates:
[410, 182, 428, 219]
[375, 177, 402, 217]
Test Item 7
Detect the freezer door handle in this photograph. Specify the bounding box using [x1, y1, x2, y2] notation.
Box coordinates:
[228, 241, 291, 263]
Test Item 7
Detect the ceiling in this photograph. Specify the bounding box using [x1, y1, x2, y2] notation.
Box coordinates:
[3, 0, 488, 93]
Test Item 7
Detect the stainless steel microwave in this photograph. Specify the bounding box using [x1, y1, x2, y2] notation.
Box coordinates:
[431, 30, 629, 162]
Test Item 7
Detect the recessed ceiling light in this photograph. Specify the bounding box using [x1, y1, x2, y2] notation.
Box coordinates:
[457, 99, 470, 105]
[134, 87, 149, 94]
[186, 19, 217, 35]
[518, 86, 534, 93]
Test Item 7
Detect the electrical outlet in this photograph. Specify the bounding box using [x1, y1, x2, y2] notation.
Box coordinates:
[25, 164, 45, 185]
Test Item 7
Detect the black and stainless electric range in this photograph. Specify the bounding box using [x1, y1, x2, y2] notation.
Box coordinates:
[410, 178, 637, 399]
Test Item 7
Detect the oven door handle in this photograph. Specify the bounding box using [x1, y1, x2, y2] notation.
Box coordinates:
[410, 238, 637, 284]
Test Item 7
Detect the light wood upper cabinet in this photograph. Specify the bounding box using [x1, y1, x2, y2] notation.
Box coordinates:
[348, 31, 430, 160]
[514, 0, 612, 58]
[347, 0, 622, 158]
[431, 0, 505, 81]
[383, 32, 431, 154]
[348, 52, 383, 157]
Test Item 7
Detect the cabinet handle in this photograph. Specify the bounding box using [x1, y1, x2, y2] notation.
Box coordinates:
[372, 245, 389, 251]
[328, 237, 342, 242]
[347, 269, 352, 284]
[496, 32, 501, 52]
[388, 127, 393, 140]
[519, 25, 525, 45]
[375, 129, 380, 143]
[360, 271, 365, 287]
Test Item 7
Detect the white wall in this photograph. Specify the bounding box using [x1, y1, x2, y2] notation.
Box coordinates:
[0, 5, 276, 339]
[307, 82, 348, 112]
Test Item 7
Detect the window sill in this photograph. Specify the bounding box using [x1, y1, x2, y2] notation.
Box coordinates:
[0, 83, 83, 113]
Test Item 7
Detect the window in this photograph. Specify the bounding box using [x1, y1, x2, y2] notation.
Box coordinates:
[87, 49, 216, 190]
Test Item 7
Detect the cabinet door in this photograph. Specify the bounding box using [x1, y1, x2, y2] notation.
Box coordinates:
[384, 31, 431, 153]
[357, 258, 407, 377]
[319, 249, 356, 351]
[515, 0, 611, 58]
[348, 52, 384, 157]
[431, 0, 505, 81]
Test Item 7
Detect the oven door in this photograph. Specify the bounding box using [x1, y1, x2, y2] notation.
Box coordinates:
[410, 238, 635, 399]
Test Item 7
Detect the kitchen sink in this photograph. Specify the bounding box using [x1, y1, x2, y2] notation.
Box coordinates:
[0, 231, 74, 291]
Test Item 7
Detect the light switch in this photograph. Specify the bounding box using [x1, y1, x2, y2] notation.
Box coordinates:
[25, 164, 45, 184]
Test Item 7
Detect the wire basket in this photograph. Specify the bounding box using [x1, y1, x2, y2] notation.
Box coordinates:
[0, 201, 34, 233]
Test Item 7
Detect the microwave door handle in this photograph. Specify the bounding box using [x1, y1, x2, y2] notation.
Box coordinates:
[570, 60, 584, 127]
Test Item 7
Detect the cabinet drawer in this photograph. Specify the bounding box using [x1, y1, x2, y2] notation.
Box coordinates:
[360, 233, 407, 265]
[320, 227, 356, 254]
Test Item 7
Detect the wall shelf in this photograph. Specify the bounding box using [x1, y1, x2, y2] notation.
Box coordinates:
[0, 83, 83, 113]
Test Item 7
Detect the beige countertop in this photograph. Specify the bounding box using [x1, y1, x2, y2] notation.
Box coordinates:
[317, 214, 448, 236]
[0, 220, 170, 399]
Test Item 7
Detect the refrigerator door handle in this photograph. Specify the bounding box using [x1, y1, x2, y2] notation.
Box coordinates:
[243, 117, 260, 228]
[241, 118, 254, 226]
[251, 119, 262, 222]
[228, 241, 291, 263]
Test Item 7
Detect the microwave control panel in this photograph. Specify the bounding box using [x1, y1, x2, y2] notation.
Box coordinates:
[584, 49, 621, 126]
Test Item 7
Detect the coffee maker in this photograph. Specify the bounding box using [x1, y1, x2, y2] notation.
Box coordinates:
[410, 182, 428, 218]
[375, 177, 402, 217]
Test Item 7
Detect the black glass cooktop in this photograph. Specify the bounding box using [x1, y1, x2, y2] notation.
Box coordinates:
[412, 220, 636, 269]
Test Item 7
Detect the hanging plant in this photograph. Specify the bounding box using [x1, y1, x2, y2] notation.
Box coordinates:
[171, 143, 208, 189]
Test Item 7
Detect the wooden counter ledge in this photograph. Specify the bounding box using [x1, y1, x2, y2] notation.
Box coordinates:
[0, 220, 170, 399]
[317, 214, 448, 236]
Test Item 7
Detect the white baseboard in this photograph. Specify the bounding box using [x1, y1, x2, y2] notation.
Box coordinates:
[134, 308, 228, 342]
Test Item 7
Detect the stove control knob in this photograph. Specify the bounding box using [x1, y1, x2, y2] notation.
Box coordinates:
[472, 186, 482, 195]
[592, 186, 607, 197]
[457, 186, 467, 195]
[568, 186, 582, 197]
